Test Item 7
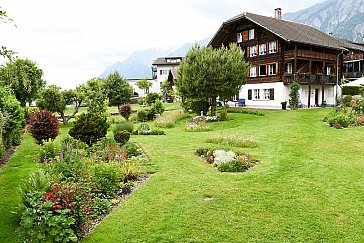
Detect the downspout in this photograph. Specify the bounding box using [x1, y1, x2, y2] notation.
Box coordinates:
[336, 50, 344, 106]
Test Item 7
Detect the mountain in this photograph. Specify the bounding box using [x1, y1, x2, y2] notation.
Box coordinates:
[283, 0, 364, 42]
[100, 38, 210, 79]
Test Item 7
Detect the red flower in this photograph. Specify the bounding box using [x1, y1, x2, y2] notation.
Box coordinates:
[70, 211, 73, 215]
[82, 226, 86, 231]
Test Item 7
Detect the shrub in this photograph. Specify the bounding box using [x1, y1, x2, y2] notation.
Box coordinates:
[342, 86, 361, 96]
[92, 197, 112, 217]
[120, 158, 141, 182]
[114, 130, 131, 145]
[149, 129, 166, 135]
[219, 109, 229, 121]
[18, 181, 94, 242]
[151, 101, 165, 115]
[25, 107, 39, 121]
[119, 104, 131, 120]
[39, 140, 59, 163]
[113, 122, 134, 134]
[137, 110, 148, 122]
[92, 162, 121, 197]
[88, 138, 127, 162]
[125, 142, 142, 157]
[343, 95, 353, 107]
[289, 81, 301, 110]
[69, 112, 109, 146]
[191, 100, 210, 115]
[146, 108, 157, 121]
[227, 108, 265, 116]
[145, 92, 161, 105]
[327, 114, 355, 128]
[217, 160, 246, 172]
[206, 134, 258, 148]
[137, 123, 150, 133]
[195, 147, 210, 156]
[27, 109, 60, 144]
[0, 86, 25, 149]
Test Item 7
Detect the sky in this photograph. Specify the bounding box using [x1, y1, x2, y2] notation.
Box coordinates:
[0, 0, 325, 89]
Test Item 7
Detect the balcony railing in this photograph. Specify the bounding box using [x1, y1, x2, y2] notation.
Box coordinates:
[283, 73, 337, 85]
[344, 71, 364, 79]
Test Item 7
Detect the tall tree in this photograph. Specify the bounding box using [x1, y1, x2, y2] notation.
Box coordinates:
[104, 71, 133, 109]
[176, 44, 249, 116]
[160, 79, 173, 102]
[82, 78, 107, 114]
[36, 85, 84, 125]
[136, 78, 152, 94]
[0, 58, 45, 106]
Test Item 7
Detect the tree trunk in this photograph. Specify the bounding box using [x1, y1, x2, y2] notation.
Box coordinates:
[211, 97, 217, 116]
[61, 112, 68, 125]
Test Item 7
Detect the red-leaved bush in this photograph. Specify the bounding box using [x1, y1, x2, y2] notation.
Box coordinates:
[27, 109, 60, 144]
[119, 104, 131, 120]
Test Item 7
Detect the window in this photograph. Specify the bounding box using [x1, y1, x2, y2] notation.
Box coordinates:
[237, 33, 242, 43]
[259, 65, 266, 76]
[326, 66, 331, 75]
[249, 66, 257, 77]
[287, 63, 293, 74]
[248, 29, 254, 40]
[249, 46, 257, 57]
[259, 43, 266, 55]
[268, 41, 277, 53]
[268, 64, 276, 75]
[253, 89, 260, 100]
[160, 70, 168, 75]
[263, 89, 270, 100]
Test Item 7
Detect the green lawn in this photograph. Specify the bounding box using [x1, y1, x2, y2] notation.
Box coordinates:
[1, 108, 364, 242]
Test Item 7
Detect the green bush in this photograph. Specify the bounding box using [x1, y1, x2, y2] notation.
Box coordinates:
[191, 100, 210, 115]
[150, 129, 166, 135]
[145, 93, 161, 105]
[113, 122, 134, 134]
[217, 160, 246, 172]
[219, 109, 229, 121]
[92, 197, 112, 217]
[137, 110, 148, 122]
[27, 109, 60, 144]
[114, 130, 131, 145]
[39, 140, 59, 163]
[125, 142, 141, 157]
[93, 162, 121, 197]
[343, 95, 353, 107]
[151, 101, 165, 115]
[342, 86, 361, 96]
[0, 86, 25, 149]
[327, 114, 355, 128]
[146, 109, 157, 121]
[120, 158, 141, 182]
[69, 112, 109, 146]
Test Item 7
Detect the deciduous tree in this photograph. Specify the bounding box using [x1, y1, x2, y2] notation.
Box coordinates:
[176, 44, 248, 116]
[104, 71, 133, 109]
[136, 78, 152, 94]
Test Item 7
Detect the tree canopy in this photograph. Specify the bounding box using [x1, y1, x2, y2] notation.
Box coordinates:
[104, 71, 133, 109]
[176, 43, 249, 116]
[136, 78, 152, 94]
[82, 78, 107, 114]
[0, 58, 45, 106]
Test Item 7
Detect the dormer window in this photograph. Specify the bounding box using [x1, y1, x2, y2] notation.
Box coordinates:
[268, 41, 277, 54]
[237, 32, 243, 43]
[248, 29, 255, 40]
[259, 43, 266, 55]
[249, 46, 257, 57]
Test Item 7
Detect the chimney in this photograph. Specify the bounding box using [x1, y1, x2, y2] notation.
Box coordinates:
[274, 8, 282, 20]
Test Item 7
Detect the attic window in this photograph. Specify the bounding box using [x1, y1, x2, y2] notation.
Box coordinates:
[248, 29, 254, 40]
[166, 59, 171, 63]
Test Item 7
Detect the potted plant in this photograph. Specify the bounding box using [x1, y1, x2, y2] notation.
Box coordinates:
[281, 101, 287, 110]
[322, 100, 327, 108]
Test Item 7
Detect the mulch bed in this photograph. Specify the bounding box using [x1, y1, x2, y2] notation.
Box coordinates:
[0, 145, 18, 168]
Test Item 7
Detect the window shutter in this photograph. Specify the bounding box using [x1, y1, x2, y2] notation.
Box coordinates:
[243, 31, 249, 41]
[248, 89, 252, 100]
[270, 88, 274, 100]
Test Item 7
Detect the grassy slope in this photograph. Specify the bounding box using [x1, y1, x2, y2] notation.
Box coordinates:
[0, 125, 71, 242]
[85, 109, 364, 242]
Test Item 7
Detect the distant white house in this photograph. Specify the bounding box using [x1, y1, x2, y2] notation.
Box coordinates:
[152, 56, 183, 86]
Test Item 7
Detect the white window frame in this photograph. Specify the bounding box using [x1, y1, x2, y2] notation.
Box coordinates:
[160, 69, 168, 75]
[268, 41, 277, 54]
[249, 66, 257, 77]
[268, 64, 276, 75]
[253, 89, 260, 100]
[287, 63, 293, 74]
[249, 29, 255, 40]
[259, 43, 266, 55]
[237, 33, 242, 43]
[326, 66, 331, 75]
[263, 89, 270, 100]
[249, 46, 257, 57]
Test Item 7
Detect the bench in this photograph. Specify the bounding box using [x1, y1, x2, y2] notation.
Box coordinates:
[235, 98, 246, 107]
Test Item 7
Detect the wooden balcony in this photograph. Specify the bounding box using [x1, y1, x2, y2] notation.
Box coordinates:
[344, 71, 364, 79]
[284, 49, 337, 61]
[283, 74, 337, 85]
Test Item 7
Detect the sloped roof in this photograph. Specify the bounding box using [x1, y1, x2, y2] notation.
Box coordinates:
[152, 57, 183, 65]
[210, 12, 347, 51]
[170, 68, 179, 80]
[340, 40, 364, 52]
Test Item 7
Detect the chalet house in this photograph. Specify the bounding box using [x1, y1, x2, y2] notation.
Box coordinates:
[209, 9, 348, 108]
[342, 40, 364, 82]
[152, 56, 183, 87]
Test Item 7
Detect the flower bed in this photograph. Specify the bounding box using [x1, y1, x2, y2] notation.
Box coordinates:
[196, 147, 258, 172]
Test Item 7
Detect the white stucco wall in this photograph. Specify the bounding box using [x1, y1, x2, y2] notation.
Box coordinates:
[299, 85, 336, 107]
[240, 82, 288, 109]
